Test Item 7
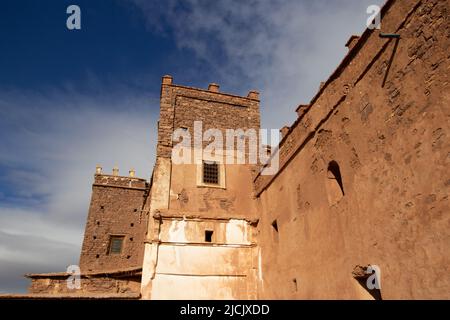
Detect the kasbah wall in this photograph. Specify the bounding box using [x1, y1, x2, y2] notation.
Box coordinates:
[22, 0, 449, 300]
[254, 0, 449, 299]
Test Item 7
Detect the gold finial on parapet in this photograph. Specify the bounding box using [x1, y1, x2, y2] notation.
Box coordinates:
[112, 166, 119, 176]
[129, 168, 136, 177]
[95, 165, 102, 175]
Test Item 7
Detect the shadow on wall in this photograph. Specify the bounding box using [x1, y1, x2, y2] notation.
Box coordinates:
[326, 161, 344, 206]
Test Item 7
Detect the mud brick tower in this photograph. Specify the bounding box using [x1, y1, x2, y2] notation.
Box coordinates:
[140, 76, 262, 299]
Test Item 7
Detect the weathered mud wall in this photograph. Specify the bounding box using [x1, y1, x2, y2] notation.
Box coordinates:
[79, 174, 149, 272]
[255, 0, 449, 299]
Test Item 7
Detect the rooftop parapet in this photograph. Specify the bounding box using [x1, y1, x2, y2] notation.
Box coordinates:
[160, 75, 260, 101]
[93, 166, 147, 189]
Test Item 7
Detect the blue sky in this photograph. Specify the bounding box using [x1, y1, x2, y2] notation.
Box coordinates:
[0, 0, 383, 292]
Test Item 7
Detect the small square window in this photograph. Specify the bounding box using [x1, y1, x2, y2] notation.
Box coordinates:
[109, 236, 124, 254]
[203, 161, 219, 185]
[205, 230, 213, 242]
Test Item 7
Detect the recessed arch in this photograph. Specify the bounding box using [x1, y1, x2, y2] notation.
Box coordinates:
[326, 160, 344, 205]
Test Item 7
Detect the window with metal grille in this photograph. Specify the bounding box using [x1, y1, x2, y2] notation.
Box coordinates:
[108, 235, 124, 254]
[202, 161, 219, 185]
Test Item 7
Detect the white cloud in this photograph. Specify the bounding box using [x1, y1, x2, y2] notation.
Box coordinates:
[129, 0, 385, 129]
[0, 86, 157, 292]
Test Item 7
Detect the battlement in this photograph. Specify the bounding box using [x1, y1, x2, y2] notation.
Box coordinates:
[162, 75, 259, 101]
[157, 75, 261, 158]
[93, 166, 147, 189]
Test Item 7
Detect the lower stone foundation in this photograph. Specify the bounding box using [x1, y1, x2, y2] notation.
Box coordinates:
[26, 268, 142, 298]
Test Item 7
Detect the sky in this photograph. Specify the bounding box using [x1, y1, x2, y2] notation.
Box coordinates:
[0, 0, 384, 293]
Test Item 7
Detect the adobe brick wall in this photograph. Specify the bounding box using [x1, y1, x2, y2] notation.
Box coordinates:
[79, 173, 149, 272]
[255, 0, 449, 299]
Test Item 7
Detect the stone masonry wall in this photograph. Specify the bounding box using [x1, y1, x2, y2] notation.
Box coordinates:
[28, 275, 141, 296]
[79, 174, 149, 272]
